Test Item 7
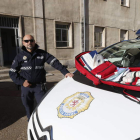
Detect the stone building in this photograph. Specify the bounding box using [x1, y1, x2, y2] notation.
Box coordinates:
[0, 0, 139, 69]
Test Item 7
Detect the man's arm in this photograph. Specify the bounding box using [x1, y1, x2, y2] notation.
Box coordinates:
[9, 56, 25, 86]
[44, 52, 74, 77]
[23, 80, 32, 87]
[65, 73, 74, 78]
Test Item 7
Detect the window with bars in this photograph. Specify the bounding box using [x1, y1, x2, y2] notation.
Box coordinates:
[55, 23, 72, 48]
[0, 16, 18, 28]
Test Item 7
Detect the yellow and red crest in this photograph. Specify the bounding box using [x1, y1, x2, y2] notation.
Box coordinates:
[57, 92, 94, 119]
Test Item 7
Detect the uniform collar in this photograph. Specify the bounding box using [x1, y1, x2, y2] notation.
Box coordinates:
[22, 44, 39, 52]
[22, 44, 39, 58]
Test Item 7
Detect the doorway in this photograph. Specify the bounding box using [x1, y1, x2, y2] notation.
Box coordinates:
[1, 29, 17, 65]
[0, 15, 19, 67]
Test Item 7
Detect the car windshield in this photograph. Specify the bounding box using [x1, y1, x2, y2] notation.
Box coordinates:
[100, 39, 140, 67]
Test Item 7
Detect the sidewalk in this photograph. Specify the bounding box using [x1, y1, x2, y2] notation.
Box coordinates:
[0, 68, 76, 140]
[0, 68, 76, 96]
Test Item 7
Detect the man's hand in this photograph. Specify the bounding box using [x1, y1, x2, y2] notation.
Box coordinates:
[23, 80, 32, 87]
[65, 73, 74, 78]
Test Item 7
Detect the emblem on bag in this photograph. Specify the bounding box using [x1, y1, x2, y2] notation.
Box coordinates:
[57, 92, 94, 119]
[23, 56, 27, 60]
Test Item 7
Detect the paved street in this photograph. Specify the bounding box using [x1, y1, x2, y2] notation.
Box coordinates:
[0, 68, 76, 140]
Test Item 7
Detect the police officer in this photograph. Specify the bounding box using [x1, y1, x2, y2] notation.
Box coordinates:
[9, 35, 74, 120]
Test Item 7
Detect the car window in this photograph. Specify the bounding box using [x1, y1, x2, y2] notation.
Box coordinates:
[100, 40, 140, 67]
[109, 51, 125, 58]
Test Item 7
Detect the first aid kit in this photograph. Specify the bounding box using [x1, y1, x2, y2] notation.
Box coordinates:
[75, 51, 140, 92]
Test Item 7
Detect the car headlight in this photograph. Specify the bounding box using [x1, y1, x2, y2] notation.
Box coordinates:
[28, 109, 53, 140]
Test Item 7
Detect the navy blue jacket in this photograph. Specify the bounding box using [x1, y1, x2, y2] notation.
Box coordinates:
[9, 44, 69, 85]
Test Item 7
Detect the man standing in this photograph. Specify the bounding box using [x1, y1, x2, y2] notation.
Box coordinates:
[9, 35, 74, 120]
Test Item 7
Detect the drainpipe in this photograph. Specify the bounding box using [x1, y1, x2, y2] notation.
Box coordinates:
[32, 0, 37, 40]
[42, 0, 47, 51]
[0, 29, 4, 66]
[80, 0, 86, 52]
[83, 0, 86, 52]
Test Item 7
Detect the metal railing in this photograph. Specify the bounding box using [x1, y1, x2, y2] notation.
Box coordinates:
[0, 16, 18, 28]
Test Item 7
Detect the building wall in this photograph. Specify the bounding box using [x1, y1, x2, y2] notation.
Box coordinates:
[87, 0, 139, 51]
[106, 28, 120, 47]
[44, 0, 80, 22]
[44, 0, 80, 69]
[0, 0, 140, 68]
[89, 0, 134, 29]
[0, 0, 33, 17]
[134, 0, 140, 32]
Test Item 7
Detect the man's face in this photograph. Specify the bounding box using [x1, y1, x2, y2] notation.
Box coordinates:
[23, 35, 35, 52]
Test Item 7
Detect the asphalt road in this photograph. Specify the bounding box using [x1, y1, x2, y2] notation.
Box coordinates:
[0, 68, 75, 140]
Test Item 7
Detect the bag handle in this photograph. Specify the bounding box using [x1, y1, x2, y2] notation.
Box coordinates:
[111, 86, 140, 103]
[123, 89, 140, 103]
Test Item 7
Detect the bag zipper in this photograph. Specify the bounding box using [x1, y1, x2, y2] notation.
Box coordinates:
[97, 63, 114, 75]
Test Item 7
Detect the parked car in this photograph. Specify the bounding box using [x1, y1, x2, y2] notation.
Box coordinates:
[107, 50, 126, 63]
[100, 39, 140, 67]
[27, 39, 140, 140]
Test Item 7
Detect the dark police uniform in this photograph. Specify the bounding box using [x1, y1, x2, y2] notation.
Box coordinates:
[9, 44, 69, 119]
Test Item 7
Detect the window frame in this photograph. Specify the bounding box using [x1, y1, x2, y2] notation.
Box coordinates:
[121, 0, 130, 7]
[94, 26, 105, 48]
[120, 29, 129, 42]
[55, 21, 73, 49]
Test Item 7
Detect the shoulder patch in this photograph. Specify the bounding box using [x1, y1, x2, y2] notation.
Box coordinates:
[57, 92, 94, 119]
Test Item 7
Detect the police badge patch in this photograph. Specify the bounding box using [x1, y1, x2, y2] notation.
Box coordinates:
[23, 56, 27, 60]
[57, 92, 94, 119]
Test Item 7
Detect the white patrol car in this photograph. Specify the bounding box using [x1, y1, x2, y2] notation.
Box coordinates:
[27, 39, 140, 140]
[27, 74, 140, 140]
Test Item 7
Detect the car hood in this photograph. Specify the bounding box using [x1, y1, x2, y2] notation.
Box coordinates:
[36, 77, 140, 140]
